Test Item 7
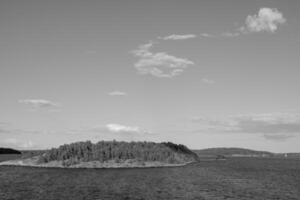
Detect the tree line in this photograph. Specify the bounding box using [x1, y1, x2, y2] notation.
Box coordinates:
[0, 148, 21, 154]
[38, 140, 197, 165]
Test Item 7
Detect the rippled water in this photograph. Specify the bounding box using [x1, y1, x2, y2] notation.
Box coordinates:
[0, 158, 299, 200]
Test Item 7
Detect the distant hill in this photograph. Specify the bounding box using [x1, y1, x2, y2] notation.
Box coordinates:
[21, 150, 47, 158]
[0, 141, 199, 168]
[285, 153, 300, 158]
[194, 148, 274, 158]
[0, 148, 21, 154]
[275, 153, 300, 159]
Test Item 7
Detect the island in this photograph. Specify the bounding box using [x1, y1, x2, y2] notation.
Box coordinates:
[0, 141, 199, 168]
[0, 148, 21, 154]
[194, 147, 274, 159]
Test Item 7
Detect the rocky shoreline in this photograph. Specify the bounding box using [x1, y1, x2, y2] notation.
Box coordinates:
[0, 157, 193, 169]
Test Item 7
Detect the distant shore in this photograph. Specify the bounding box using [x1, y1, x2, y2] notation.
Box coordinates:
[0, 157, 194, 169]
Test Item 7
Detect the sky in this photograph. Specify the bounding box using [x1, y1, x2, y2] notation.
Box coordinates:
[0, 0, 300, 152]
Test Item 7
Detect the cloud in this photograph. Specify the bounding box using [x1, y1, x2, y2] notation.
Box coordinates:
[0, 123, 48, 135]
[0, 130, 11, 135]
[202, 78, 215, 84]
[200, 33, 216, 38]
[85, 123, 150, 135]
[19, 99, 60, 110]
[221, 32, 241, 37]
[192, 112, 300, 140]
[0, 127, 9, 134]
[106, 124, 145, 134]
[199, 32, 241, 39]
[229, 113, 300, 134]
[201, 32, 241, 39]
[0, 122, 12, 134]
[201, 8, 286, 38]
[84, 123, 153, 142]
[132, 42, 194, 78]
[263, 133, 294, 141]
[108, 91, 127, 96]
[245, 8, 286, 33]
[1, 138, 34, 149]
[159, 34, 197, 40]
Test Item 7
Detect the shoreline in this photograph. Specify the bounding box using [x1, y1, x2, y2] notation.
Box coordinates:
[0, 158, 195, 169]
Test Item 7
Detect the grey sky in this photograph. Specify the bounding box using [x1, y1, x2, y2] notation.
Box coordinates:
[0, 0, 300, 152]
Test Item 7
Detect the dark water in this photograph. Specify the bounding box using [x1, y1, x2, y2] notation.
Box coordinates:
[0, 154, 21, 162]
[0, 158, 300, 200]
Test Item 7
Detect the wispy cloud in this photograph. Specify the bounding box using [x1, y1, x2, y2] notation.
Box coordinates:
[198, 32, 240, 39]
[0, 123, 48, 136]
[202, 78, 215, 84]
[245, 8, 286, 33]
[1, 138, 35, 149]
[106, 124, 147, 134]
[19, 99, 61, 111]
[231, 112, 300, 135]
[200, 33, 216, 38]
[192, 112, 300, 140]
[200, 32, 240, 39]
[0, 124, 11, 134]
[108, 91, 127, 96]
[263, 133, 294, 141]
[19, 99, 60, 108]
[0, 122, 8, 131]
[221, 32, 241, 38]
[202, 7, 286, 38]
[84, 123, 153, 142]
[80, 123, 151, 136]
[159, 34, 197, 40]
[132, 41, 194, 78]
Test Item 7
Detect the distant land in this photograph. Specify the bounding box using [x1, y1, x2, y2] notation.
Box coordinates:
[0, 148, 21, 154]
[193, 147, 300, 159]
[1, 145, 300, 168]
[0, 141, 199, 168]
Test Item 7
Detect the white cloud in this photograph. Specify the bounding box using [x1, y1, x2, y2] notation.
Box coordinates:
[263, 133, 294, 141]
[19, 99, 60, 110]
[202, 78, 215, 84]
[202, 8, 286, 38]
[132, 42, 194, 78]
[106, 124, 142, 133]
[200, 33, 216, 38]
[199, 32, 241, 39]
[85, 123, 150, 135]
[1, 138, 34, 149]
[245, 8, 286, 33]
[160, 34, 197, 40]
[86, 123, 154, 142]
[221, 32, 241, 37]
[0, 123, 11, 134]
[3, 138, 19, 145]
[192, 112, 300, 140]
[0, 124, 48, 136]
[109, 91, 127, 96]
[21, 140, 34, 148]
